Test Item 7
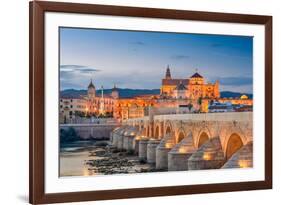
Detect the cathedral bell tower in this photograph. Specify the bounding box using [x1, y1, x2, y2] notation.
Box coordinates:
[165, 65, 171, 79]
[111, 84, 119, 99]
[87, 79, 96, 99]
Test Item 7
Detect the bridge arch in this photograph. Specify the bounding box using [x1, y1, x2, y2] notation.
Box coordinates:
[144, 126, 148, 136]
[155, 125, 160, 139]
[197, 131, 210, 148]
[221, 124, 248, 155]
[165, 121, 173, 135]
[176, 130, 186, 143]
[139, 121, 144, 132]
[225, 133, 244, 160]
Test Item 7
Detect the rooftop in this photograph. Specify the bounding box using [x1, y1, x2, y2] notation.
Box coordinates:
[191, 72, 203, 78]
[88, 80, 95, 89]
[176, 81, 187, 90]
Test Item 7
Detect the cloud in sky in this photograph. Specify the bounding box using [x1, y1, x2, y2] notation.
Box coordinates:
[60, 28, 253, 93]
[214, 76, 253, 86]
[170, 54, 190, 60]
[60, 64, 101, 73]
[130, 41, 146, 46]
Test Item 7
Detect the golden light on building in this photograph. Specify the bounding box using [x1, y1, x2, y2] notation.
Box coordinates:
[59, 69, 253, 124]
[135, 136, 141, 140]
[135, 135, 147, 140]
[238, 160, 250, 168]
[240, 95, 249, 100]
[203, 152, 212, 160]
[179, 147, 187, 153]
[165, 143, 173, 149]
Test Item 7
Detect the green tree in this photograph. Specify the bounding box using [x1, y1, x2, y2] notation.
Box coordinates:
[198, 97, 202, 105]
[187, 103, 193, 112]
[60, 127, 80, 143]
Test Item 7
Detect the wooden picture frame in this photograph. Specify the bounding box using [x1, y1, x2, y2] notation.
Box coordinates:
[29, 1, 272, 204]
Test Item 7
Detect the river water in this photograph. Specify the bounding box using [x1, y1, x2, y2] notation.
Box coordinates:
[59, 141, 99, 177]
[59, 140, 155, 177]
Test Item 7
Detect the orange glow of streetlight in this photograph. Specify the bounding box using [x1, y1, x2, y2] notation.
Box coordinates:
[203, 152, 212, 160]
[179, 147, 187, 153]
[238, 160, 250, 168]
[165, 143, 173, 149]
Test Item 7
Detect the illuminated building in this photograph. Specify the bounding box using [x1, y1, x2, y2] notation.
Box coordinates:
[59, 66, 253, 123]
[161, 65, 220, 100]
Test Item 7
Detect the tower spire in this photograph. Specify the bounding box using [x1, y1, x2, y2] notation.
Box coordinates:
[101, 85, 104, 99]
[165, 65, 171, 79]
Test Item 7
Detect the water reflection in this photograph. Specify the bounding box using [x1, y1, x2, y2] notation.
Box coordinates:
[60, 141, 99, 177]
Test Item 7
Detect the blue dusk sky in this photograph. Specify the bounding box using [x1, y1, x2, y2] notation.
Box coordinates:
[60, 27, 253, 93]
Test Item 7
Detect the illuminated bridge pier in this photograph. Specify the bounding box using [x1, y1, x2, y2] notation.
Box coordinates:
[110, 112, 253, 171]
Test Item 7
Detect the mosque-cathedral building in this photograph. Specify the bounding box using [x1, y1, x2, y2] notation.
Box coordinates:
[160, 66, 220, 100]
[59, 66, 253, 123]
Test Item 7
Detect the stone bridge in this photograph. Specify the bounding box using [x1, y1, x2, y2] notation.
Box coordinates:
[111, 112, 253, 171]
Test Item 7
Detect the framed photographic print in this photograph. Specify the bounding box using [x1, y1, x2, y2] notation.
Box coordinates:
[29, 1, 272, 204]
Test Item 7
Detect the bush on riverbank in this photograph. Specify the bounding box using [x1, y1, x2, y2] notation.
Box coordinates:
[95, 141, 108, 147]
[60, 127, 80, 143]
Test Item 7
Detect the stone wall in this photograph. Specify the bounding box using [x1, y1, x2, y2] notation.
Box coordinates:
[60, 124, 118, 139]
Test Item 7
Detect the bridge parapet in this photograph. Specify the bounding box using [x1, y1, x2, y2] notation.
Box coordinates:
[154, 112, 252, 122]
[124, 112, 252, 124]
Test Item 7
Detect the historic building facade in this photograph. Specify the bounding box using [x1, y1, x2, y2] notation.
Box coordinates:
[85, 80, 117, 116]
[59, 66, 253, 123]
[161, 66, 220, 100]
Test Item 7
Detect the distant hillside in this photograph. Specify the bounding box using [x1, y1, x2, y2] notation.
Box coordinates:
[60, 89, 252, 99]
[220, 91, 253, 99]
[60, 88, 160, 98]
[60, 89, 87, 98]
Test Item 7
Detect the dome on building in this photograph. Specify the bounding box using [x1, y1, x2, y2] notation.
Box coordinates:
[191, 72, 203, 78]
[88, 79, 95, 89]
[176, 81, 186, 90]
[240, 95, 248, 100]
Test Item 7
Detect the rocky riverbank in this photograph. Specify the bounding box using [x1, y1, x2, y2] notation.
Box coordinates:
[85, 143, 162, 175]
[60, 140, 166, 177]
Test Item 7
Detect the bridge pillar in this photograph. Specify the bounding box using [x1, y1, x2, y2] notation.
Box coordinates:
[111, 127, 122, 147]
[121, 127, 137, 151]
[123, 134, 135, 151]
[168, 133, 196, 171]
[116, 128, 128, 150]
[139, 138, 149, 161]
[156, 147, 171, 170]
[156, 133, 175, 170]
[222, 141, 253, 169]
[123, 134, 129, 150]
[117, 133, 124, 150]
[134, 138, 140, 154]
[147, 139, 161, 164]
[127, 135, 135, 152]
[188, 137, 226, 170]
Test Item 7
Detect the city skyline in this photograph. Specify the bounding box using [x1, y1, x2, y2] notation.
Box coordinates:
[60, 27, 253, 93]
